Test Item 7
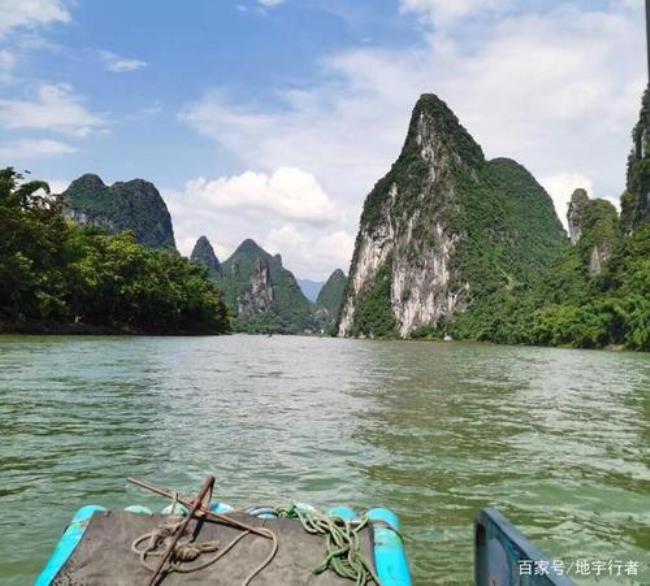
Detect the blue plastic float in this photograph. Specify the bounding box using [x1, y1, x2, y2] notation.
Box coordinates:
[36, 499, 412, 585]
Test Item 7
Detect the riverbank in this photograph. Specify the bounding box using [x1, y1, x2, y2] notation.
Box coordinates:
[0, 320, 230, 336]
[0, 325, 642, 354]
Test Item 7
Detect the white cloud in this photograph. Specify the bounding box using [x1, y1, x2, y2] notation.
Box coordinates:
[46, 178, 70, 194]
[258, 0, 286, 7]
[0, 0, 70, 37]
[399, 0, 511, 26]
[540, 172, 595, 230]
[264, 224, 354, 278]
[265, 223, 307, 251]
[165, 166, 352, 280]
[180, 2, 645, 230]
[541, 171, 621, 229]
[0, 83, 106, 137]
[0, 138, 76, 160]
[99, 51, 147, 73]
[185, 167, 339, 225]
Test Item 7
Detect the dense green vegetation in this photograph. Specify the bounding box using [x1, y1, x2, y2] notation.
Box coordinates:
[351, 256, 396, 338]
[449, 89, 650, 351]
[450, 158, 567, 302]
[0, 168, 229, 335]
[452, 222, 650, 350]
[216, 239, 314, 334]
[63, 173, 176, 250]
[622, 88, 650, 233]
[190, 235, 222, 278]
[314, 269, 347, 334]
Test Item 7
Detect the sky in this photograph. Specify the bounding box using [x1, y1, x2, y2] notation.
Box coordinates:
[0, 0, 647, 280]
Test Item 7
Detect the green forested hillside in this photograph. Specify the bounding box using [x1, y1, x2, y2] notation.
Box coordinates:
[63, 173, 177, 250]
[339, 94, 567, 339]
[452, 89, 650, 350]
[0, 168, 229, 335]
[316, 269, 347, 316]
[216, 239, 314, 334]
[452, 220, 650, 350]
[314, 269, 347, 333]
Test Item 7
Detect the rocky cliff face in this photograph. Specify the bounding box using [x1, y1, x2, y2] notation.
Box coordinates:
[217, 239, 313, 333]
[237, 258, 275, 318]
[190, 236, 222, 277]
[339, 94, 566, 339]
[62, 174, 176, 250]
[622, 87, 650, 234]
[566, 189, 619, 276]
[568, 188, 590, 244]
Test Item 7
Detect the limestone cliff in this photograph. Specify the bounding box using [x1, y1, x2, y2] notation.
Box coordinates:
[566, 189, 619, 276]
[62, 174, 176, 250]
[237, 258, 275, 318]
[567, 188, 590, 244]
[190, 236, 222, 278]
[339, 94, 566, 338]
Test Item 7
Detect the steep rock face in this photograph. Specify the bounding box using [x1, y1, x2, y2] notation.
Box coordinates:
[566, 190, 619, 276]
[339, 94, 566, 338]
[237, 258, 275, 318]
[622, 87, 650, 234]
[62, 174, 176, 250]
[217, 239, 313, 333]
[567, 188, 590, 244]
[190, 236, 222, 277]
[314, 269, 347, 330]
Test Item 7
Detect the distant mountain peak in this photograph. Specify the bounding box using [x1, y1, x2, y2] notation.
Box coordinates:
[404, 93, 485, 171]
[190, 236, 222, 277]
[237, 238, 264, 253]
[217, 239, 313, 333]
[66, 173, 106, 192]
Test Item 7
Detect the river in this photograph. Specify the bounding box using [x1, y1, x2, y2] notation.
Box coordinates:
[0, 335, 648, 585]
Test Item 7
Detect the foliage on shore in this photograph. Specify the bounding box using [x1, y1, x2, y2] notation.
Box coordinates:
[451, 222, 650, 351]
[0, 168, 230, 335]
[446, 89, 650, 351]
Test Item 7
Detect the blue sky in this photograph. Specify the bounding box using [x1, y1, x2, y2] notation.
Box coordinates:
[0, 0, 646, 279]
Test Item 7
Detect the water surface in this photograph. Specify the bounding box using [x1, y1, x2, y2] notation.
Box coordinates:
[0, 335, 648, 584]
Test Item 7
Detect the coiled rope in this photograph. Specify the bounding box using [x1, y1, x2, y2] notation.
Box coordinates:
[274, 505, 381, 586]
[128, 477, 380, 585]
[131, 490, 277, 585]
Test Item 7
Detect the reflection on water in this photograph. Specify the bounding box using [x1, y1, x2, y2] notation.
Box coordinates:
[0, 335, 648, 584]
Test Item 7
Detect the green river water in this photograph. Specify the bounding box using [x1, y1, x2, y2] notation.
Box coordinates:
[0, 335, 649, 585]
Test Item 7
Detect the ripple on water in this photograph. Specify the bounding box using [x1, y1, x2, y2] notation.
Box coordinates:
[0, 335, 648, 585]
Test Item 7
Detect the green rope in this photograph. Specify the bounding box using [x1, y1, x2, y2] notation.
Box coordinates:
[274, 505, 381, 586]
